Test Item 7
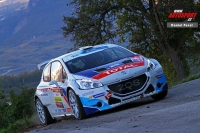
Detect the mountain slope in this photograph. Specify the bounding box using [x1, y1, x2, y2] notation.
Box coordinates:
[0, 0, 73, 75]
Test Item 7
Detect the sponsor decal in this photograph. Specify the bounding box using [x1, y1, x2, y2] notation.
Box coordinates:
[54, 96, 62, 102]
[121, 70, 127, 75]
[82, 91, 95, 96]
[67, 108, 72, 112]
[92, 56, 144, 80]
[39, 93, 48, 96]
[131, 55, 144, 62]
[105, 92, 112, 100]
[53, 89, 60, 93]
[41, 90, 48, 92]
[55, 109, 61, 113]
[56, 102, 64, 108]
[156, 74, 163, 79]
[93, 92, 105, 98]
[62, 109, 67, 112]
[37, 88, 50, 91]
[54, 92, 61, 97]
[121, 95, 141, 104]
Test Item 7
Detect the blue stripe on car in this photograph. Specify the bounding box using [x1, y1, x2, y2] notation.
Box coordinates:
[80, 97, 111, 115]
[156, 73, 167, 92]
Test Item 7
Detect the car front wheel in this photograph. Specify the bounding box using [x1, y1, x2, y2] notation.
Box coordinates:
[68, 89, 86, 120]
[151, 89, 168, 100]
[35, 98, 55, 125]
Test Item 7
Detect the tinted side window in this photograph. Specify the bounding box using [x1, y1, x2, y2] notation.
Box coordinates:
[43, 64, 50, 82]
[51, 61, 63, 82]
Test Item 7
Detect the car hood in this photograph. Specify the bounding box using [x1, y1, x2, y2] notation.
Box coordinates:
[72, 55, 148, 84]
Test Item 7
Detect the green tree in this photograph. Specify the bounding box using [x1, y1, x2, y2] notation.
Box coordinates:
[62, 0, 200, 81]
[0, 84, 35, 130]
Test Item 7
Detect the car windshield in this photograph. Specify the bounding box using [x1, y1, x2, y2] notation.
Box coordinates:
[65, 46, 135, 74]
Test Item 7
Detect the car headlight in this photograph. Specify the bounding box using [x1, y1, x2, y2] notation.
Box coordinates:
[76, 79, 103, 90]
[147, 59, 156, 71]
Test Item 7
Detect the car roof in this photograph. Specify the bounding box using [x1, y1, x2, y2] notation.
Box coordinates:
[60, 43, 118, 62]
[37, 43, 118, 70]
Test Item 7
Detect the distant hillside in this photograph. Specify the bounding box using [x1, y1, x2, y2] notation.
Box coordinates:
[4, 0, 72, 45]
[0, 0, 28, 44]
[0, 0, 74, 75]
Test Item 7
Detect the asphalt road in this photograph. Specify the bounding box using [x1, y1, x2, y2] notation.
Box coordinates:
[27, 79, 200, 133]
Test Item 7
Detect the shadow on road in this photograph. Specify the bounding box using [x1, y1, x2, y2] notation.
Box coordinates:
[62, 96, 171, 122]
[87, 98, 156, 119]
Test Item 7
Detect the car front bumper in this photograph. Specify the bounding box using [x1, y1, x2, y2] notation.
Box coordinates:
[79, 69, 168, 115]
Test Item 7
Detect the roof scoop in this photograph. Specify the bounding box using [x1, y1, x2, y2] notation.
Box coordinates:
[79, 46, 93, 50]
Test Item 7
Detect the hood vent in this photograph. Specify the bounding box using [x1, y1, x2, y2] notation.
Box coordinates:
[94, 68, 108, 72]
[122, 59, 133, 64]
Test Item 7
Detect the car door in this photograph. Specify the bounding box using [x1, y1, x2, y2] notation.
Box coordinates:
[36, 63, 52, 106]
[50, 61, 72, 114]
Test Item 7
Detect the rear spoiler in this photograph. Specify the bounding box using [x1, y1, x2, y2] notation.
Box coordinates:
[37, 59, 52, 70]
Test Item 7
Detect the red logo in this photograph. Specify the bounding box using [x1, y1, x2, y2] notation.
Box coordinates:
[168, 10, 197, 21]
[56, 102, 64, 108]
[92, 56, 144, 80]
[105, 92, 112, 100]
[67, 108, 72, 112]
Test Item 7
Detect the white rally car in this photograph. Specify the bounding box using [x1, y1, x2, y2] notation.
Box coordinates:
[35, 44, 168, 124]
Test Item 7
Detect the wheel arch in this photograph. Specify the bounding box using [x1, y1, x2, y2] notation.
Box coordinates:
[34, 95, 39, 103]
[66, 87, 73, 98]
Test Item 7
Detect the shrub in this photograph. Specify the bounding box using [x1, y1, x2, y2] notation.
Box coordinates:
[0, 83, 35, 130]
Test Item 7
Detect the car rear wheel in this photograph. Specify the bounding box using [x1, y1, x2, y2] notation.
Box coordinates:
[151, 89, 168, 100]
[35, 98, 55, 125]
[68, 89, 86, 120]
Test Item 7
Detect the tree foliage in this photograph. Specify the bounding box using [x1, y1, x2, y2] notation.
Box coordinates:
[62, 0, 200, 81]
[0, 69, 42, 95]
[0, 70, 42, 132]
[0, 84, 35, 130]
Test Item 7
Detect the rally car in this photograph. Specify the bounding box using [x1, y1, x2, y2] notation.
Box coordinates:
[35, 44, 168, 125]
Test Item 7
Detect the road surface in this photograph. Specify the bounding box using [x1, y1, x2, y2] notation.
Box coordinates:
[27, 78, 200, 133]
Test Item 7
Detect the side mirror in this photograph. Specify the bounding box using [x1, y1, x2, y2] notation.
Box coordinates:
[49, 80, 60, 88]
[62, 78, 68, 83]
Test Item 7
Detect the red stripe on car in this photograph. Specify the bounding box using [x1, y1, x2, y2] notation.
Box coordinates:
[92, 56, 145, 80]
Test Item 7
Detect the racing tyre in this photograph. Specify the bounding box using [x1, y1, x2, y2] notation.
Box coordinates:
[68, 89, 86, 120]
[35, 98, 55, 125]
[151, 89, 168, 101]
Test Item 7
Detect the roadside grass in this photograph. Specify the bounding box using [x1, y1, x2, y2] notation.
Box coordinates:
[169, 71, 200, 87]
[0, 118, 36, 133]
